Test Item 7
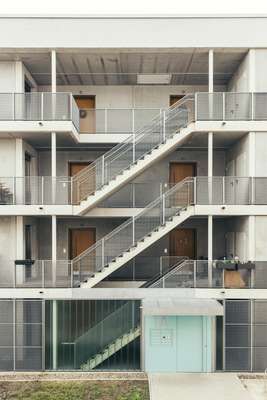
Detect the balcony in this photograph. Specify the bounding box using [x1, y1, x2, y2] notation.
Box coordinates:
[0, 92, 79, 131]
[1, 177, 267, 209]
[2, 257, 267, 289]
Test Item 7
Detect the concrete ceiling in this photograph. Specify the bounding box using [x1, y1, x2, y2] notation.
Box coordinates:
[0, 49, 247, 86]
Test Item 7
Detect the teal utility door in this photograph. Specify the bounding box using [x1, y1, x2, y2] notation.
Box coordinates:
[145, 315, 212, 372]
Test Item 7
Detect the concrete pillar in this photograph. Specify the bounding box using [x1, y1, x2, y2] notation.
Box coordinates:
[51, 50, 57, 94]
[208, 49, 214, 93]
[208, 215, 213, 287]
[52, 215, 58, 370]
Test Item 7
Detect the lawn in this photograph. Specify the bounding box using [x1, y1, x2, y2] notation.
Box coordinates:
[0, 380, 149, 400]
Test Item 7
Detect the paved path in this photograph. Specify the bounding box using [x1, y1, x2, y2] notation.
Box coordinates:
[148, 373, 253, 400]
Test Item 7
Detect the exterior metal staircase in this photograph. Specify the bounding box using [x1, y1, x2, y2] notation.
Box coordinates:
[73, 178, 195, 288]
[72, 95, 195, 215]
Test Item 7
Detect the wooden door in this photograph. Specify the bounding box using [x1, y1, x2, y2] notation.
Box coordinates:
[169, 228, 196, 258]
[69, 228, 96, 260]
[169, 95, 185, 106]
[169, 162, 195, 184]
[69, 162, 95, 203]
[74, 96, 95, 133]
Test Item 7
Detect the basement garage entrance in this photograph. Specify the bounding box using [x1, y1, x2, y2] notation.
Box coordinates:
[144, 298, 223, 373]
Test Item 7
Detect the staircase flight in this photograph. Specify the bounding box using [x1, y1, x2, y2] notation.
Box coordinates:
[72, 177, 195, 288]
[72, 95, 195, 214]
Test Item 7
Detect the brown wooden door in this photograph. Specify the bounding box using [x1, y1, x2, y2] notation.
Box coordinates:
[69, 228, 96, 259]
[169, 162, 195, 185]
[169, 228, 196, 258]
[75, 96, 95, 133]
[69, 162, 95, 204]
[169, 95, 185, 106]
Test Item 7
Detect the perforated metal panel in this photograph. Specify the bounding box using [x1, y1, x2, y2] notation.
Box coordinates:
[0, 300, 44, 371]
[224, 300, 267, 371]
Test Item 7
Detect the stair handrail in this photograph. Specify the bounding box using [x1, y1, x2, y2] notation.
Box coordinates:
[72, 176, 194, 269]
[141, 256, 189, 288]
[149, 258, 191, 288]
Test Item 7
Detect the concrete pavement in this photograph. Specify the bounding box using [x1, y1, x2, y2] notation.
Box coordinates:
[148, 373, 253, 400]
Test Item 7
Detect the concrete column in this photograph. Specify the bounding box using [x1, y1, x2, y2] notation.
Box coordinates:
[51, 49, 58, 372]
[51, 50, 57, 94]
[52, 214, 58, 370]
[208, 131, 213, 204]
[208, 215, 213, 287]
[208, 49, 214, 93]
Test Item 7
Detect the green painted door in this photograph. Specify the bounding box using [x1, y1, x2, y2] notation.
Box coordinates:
[145, 316, 213, 372]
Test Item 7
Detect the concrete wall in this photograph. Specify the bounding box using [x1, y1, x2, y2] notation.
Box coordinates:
[255, 216, 267, 260]
[228, 52, 250, 92]
[0, 216, 18, 285]
[225, 216, 249, 261]
[226, 134, 249, 176]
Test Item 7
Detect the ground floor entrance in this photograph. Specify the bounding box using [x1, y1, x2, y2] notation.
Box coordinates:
[145, 315, 213, 373]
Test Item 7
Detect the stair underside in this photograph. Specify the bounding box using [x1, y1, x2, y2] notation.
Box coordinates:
[74, 123, 195, 215]
[81, 207, 194, 288]
[81, 327, 141, 370]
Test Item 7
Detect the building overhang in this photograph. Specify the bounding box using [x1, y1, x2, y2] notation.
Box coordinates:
[142, 297, 223, 316]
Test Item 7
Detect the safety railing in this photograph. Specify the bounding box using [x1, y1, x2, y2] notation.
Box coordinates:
[72, 177, 194, 278]
[2, 176, 267, 206]
[78, 108, 162, 134]
[0, 92, 80, 129]
[72, 95, 195, 204]
[10, 260, 73, 288]
[195, 176, 267, 205]
[0, 176, 71, 205]
[195, 92, 267, 121]
[151, 259, 267, 289]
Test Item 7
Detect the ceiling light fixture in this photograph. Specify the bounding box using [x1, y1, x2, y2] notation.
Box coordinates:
[137, 74, 172, 85]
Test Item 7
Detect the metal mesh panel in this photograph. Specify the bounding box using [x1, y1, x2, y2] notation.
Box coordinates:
[225, 325, 251, 347]
[253, 325, 267, 347]
[225, 348, 251, 371]
[196, 93, 223, 120]
[0, 300, 43, 371]
[225, 300, 251, 324]
[254, 301, 267, 323]
[254, 93, 267, 120]
[0, 93, 13, 119]
[253, 348, 267, 371]
[225, 93, 252, 120]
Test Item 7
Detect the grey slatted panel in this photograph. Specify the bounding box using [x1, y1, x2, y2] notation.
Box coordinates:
[254, 300, 267, 323]
[225, 300, 251, 324]
[15, 324, 42, 347]
[0, 348, 13, 370]
[225, 325, 251, 347]
[253, 348, 267, 371]
[225, 348, 251, 371]
[15, 347, 42, 371]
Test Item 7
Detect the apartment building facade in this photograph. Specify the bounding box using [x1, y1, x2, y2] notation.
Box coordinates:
[1, 15, 267, 372]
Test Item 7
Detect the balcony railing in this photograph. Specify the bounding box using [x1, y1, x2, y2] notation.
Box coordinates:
[0, 92, 79, 129]
[3, 257, 267, 289]
[78, 108, 162, 134]
[1, 176, 267, 206]
[150, 259, 267, 289]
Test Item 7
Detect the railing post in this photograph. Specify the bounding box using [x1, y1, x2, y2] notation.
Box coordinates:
[13, 262, 16, 288]
[41, 176, 44, 205]
[162, 110, 166, 143]
[102, 238, 105, 269]
[101, 155, 105, 186]
[41, 93, 44, 120]
[193, 177, 197, 205]
[250, 176, 255, 205]
[251, 92, 254, 120]
[162, 194, 166, 225]
[70, 261, 73, 288]
[104, 108, 108, 133]
[70, 177, 73, 205]
[194, 93, 198, 121]
[132, 216, 135, 246]
[42, 260, 45, 288]
[194, 260, 197, 288]
[222, 176, 226, 204]
[132, 184, 135, 208]
[132, 108, 135, 133]
[12, 93, 15, 120]
[69, 93, 72, 121]
[133, 133, 135, 164]
[222, 92, 226, 121]
[12, 177, 16, 205]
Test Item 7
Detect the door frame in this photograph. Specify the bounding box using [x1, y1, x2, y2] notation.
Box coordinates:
[68, 161, 92, 177]
[68, 227, 96, 260]
[169, 161, 197, 183]
[169, 227, 197, 259]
